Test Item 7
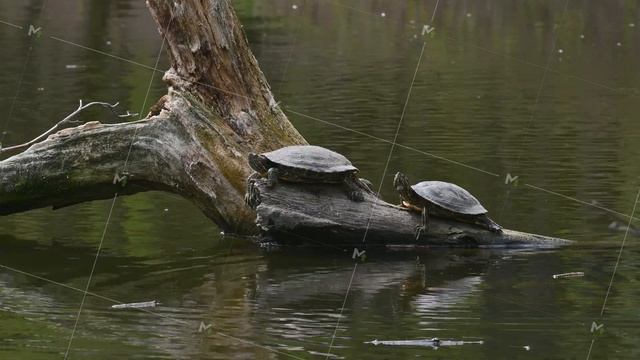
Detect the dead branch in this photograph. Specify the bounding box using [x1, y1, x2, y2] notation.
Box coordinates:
[0, 100, 123, 157]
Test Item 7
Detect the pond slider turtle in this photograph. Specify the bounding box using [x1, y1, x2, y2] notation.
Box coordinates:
[245, 145, 373, 207]
[393, 172, 502, 238]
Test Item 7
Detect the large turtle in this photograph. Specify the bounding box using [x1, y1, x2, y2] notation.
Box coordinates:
[393, 172, 502, 238]
[245, 145, 373, 207]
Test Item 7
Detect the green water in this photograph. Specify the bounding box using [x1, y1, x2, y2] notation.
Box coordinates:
[1, 0, 640, 358]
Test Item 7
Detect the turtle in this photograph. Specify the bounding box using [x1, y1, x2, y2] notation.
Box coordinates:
[244, 145, 373, 207]
[393, 172, 502, 238]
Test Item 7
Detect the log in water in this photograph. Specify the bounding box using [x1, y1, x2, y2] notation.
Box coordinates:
[251, 179, 573, 249]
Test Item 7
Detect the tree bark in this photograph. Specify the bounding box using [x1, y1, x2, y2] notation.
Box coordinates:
[0, 0, 306, 233]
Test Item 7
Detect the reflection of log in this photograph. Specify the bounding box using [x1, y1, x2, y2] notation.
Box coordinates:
[252, 180, 573, 249]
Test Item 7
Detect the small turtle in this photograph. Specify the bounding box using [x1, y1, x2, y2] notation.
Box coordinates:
[393, 172, 502, 238]
[245, 145, 372, 207]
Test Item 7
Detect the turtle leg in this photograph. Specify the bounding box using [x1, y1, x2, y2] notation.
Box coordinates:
[246, 172, 261, 191]
[414, 206, 429, 239]
[358, 178, 376, 194]
[266, 167, 279, 188]
[479, 215, 502, 233]
[344, 176, 365, 202]
[244, 172, 262, 208]
[244, 180, 261, 209]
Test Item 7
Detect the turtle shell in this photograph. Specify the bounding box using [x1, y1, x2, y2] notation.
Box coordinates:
[263, 145, 358, 173]
[411, 181, 487, 215]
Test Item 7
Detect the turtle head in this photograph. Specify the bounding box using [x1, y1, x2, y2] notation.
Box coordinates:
[393, 172, 410, 191]
[393, 172, 412, 200]
[248, 153, 269, 174]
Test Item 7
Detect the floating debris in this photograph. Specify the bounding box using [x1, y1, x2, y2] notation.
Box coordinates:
[608, 221, 640, 236]
[111, 300, 159, 309]
[524, 345, 531, 351]
[552, 272, 584, 279]
[366, 337, 483, 348]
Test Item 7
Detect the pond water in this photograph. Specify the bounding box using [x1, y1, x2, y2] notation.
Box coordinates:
[1, 0, 640, 359]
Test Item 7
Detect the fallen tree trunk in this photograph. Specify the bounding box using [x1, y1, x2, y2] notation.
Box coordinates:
[252, 180, 572, 249]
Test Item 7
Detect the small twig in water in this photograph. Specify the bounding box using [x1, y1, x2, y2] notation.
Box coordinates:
[110, 300, 159, 309]
[552, 272, 584, 279]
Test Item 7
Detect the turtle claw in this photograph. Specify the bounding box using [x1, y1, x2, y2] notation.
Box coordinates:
[414, 225, 426, 240]
[348, 190, 365, 202]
